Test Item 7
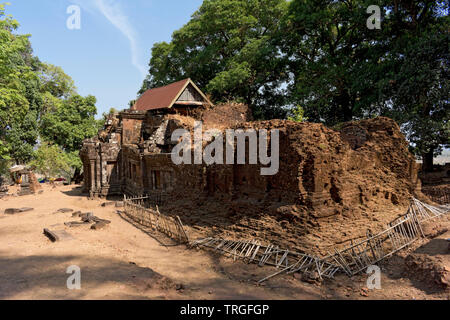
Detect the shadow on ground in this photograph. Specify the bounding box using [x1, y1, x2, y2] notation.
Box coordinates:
[0, 252, 171, 300]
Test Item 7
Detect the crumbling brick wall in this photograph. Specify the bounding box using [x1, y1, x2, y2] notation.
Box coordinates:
[80, 105, 423, 255]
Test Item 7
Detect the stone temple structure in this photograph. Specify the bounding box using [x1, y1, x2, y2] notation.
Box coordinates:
[80, 78, 244, 198]
[81, 78, 423, 253]
[81, 79, 419, 219]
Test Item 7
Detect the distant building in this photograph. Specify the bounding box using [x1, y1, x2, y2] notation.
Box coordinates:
[132, 78, 213, 115]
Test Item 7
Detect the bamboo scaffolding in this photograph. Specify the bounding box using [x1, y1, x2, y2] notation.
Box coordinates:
[191, 198, 449, 283]
[123, 196, 189, 244]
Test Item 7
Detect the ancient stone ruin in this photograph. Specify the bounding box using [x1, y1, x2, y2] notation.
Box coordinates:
[9, 165, 42, 196]
[81, 79, 422, 255]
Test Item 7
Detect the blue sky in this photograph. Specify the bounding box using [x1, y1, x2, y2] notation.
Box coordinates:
[6, 0, 203, 117]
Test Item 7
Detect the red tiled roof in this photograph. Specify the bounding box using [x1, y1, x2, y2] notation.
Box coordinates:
[133, 78, 211, 111]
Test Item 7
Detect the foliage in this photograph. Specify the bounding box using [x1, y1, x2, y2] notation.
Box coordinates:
[29, 143, 73, 179]
[39, 63, 76, 99]
[280, 0, 386, 124]
[0, 4, 101, 176]
[0, 140, 11, 175]
[140, 0, 290, 119]
[377, 10, 449, 168]
[0, 3, 41, 163]
[282, 0, 449, 168]
[40, 94, 101, 153]
[287, 105, 307, 122]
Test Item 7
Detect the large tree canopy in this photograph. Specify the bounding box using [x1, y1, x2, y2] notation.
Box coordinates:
[0, 4, 41, 164]
[140, 0, 289, 119]
[282, 0, 448, 169]
[140, 0, 448, 169]
[40, 94, 100, 153]
[0, 4, 101, 177]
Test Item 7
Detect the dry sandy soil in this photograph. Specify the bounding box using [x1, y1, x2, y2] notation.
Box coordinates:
[0, 184, 448, 300]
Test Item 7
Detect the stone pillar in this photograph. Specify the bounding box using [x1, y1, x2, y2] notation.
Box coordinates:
[96, 158, 101, 191]
[140, 156, 146, 189]
[90, 160, 96, 193]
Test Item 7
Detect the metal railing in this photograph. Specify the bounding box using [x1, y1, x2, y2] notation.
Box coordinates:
[192, 198, 450, 283]
[191, 238, 340, 283]
[330, 198, 448, 277]
[123, 195, 189, 244]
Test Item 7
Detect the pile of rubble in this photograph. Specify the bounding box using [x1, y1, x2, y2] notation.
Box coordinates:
[82, 95, 427, 256]
[64, 211, 111, 230]
[163, 117, 422, 255]
[43, 208, 112, 242]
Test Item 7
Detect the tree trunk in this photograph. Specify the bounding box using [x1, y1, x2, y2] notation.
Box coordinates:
[343, 106, 353, 122]
[422, 149, 434, 172]
[72, 168, 83, 185]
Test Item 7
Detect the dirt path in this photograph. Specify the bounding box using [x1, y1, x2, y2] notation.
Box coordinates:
[0, 185, 448, 300]
[0, 185, 320, 300]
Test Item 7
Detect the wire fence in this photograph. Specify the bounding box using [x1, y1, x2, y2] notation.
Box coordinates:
[123, 195, 189, 244]
[192, 198, 450, 283]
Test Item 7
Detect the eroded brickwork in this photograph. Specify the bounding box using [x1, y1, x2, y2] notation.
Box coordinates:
[81, 103, 424, 253]
[80, 104, 252, 198]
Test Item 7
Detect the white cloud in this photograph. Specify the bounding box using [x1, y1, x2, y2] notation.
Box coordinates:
[74, 0, 147, 78]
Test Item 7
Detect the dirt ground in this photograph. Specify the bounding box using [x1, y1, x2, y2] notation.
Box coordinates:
[0, 184, 448, 300]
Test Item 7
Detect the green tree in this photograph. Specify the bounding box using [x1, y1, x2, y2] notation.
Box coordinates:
[287, 105, 308, 122]
[0, 3, 41, 164]
[281, 0, 385, 125]
[0, 140, 11, 175]
[30, 142, 72, 179]
[6, 110, 39, 163]
[1, 4, 101, 179]
[40, 94, 101, 154]
[39, 63, 76, 99]
[283, 0, 449, 170]
[140, 0, 289, 119]
[375, 2, 449, 171]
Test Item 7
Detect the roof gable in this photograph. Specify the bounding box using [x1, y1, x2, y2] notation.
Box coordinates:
[133, 79, 212, 111]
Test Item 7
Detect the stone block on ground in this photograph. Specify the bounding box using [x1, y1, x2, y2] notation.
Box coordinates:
[115, 201, 124, 208]
[91, 221, 109, 230]
[4, 208, 20, 214]
[64, 221, 90, 227]
[57, 208, 74, 213]
[81, 213, 96, 223]
[92, 216, 111, 224]
[71, 211, 82, 217]
[43, 228, 74, 242]
[4, 208, 34, 214]
[101, 202, 115, 207]
[43, 228, 59, 242]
